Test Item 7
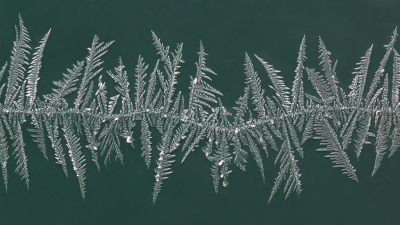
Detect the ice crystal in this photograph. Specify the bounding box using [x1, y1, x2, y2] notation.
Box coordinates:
[0, 15, 398, 203]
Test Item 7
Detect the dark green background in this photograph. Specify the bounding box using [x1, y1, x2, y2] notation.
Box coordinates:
[0, 0, 400, 224]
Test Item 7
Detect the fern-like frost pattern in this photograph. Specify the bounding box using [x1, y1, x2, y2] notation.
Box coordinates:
[0, 16, 400, 203]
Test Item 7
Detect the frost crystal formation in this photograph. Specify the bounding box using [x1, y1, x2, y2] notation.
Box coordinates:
[0, 16, 399, 203]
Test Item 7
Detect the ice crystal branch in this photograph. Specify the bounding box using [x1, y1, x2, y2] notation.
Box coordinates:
[0, 16, 399, 204]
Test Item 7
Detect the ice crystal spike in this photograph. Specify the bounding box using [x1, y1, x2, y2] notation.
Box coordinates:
[0, 15, 399, 203]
